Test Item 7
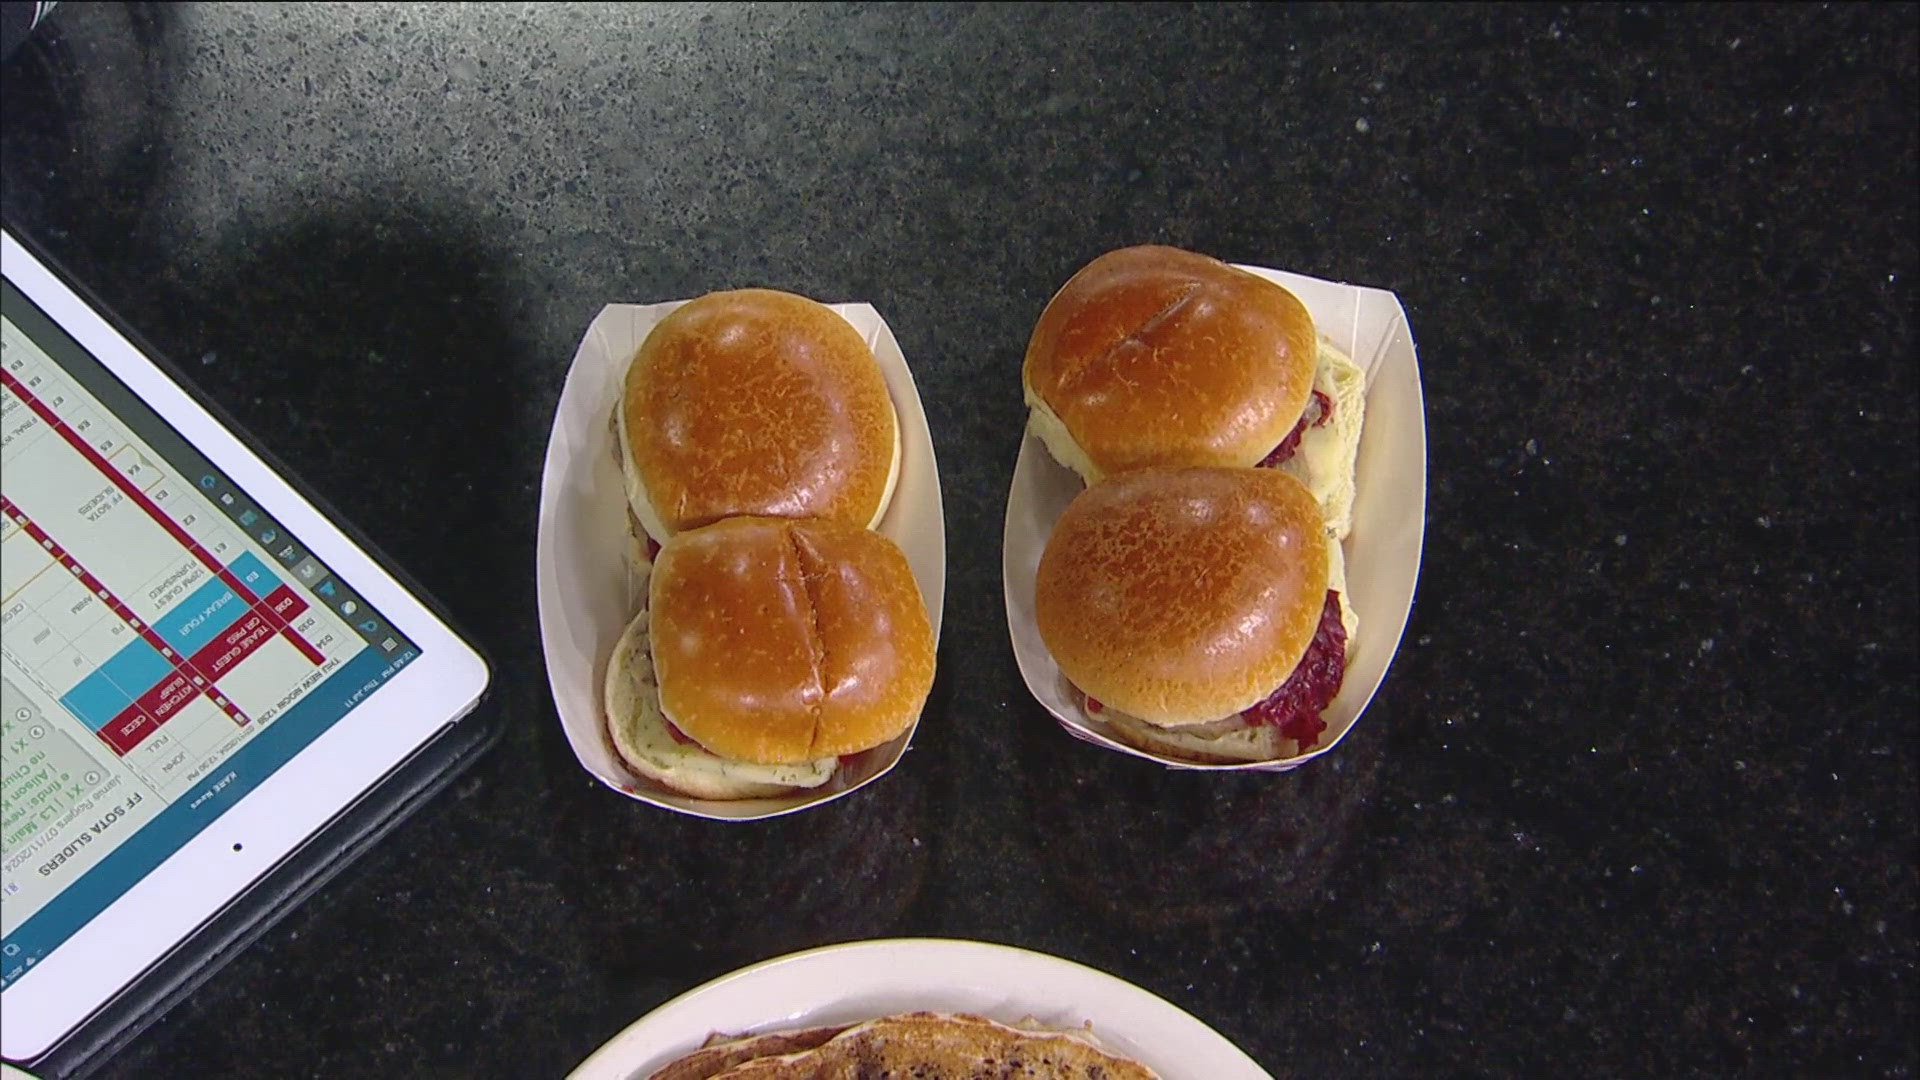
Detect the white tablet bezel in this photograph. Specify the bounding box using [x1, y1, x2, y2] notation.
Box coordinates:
[0, 230, 491, 1062]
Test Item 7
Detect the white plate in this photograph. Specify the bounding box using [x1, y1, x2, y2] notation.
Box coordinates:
[536, 300, 946, 820]
[568, 938, 1271, 1080]
[1003, 264, 1426, 771]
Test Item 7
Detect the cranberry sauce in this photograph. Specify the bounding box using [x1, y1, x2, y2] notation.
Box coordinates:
[1257, 420, 1308, 468]
[1256, 390, 1334, 468]
[1241, 590, 1347, 750]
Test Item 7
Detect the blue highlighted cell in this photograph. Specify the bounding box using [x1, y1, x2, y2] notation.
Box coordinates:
[59, 673, 134, 730]
[59, 639, 173, 729]
[99, 638, 174, 692]
[228, 551, 280, 596]
[156, 576, 244, 655]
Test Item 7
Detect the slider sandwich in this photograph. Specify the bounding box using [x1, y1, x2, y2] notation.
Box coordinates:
[1023, 244, 1366, 539]
[1023, 246, 1369, 763]
[604, 516, 935, 800]
[1036, 467, 1351, 763]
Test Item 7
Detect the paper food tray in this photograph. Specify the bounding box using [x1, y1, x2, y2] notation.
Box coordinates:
[1002, 264, 1425, 772]
[537, 300, 945, 820]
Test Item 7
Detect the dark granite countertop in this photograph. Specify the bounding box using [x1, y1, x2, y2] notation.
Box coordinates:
[1, 3, 1913, 1076]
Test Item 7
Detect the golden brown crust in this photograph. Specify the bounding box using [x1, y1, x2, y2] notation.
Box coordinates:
[1022, 245, 1316, 478]
[786, 523, 939, 756]
[1035, 467, 1329, 724]
[693, 1012, 1157, 1078]
[623, 289, 897, 535]
[645, 1024, 852, 1080]
[650, 517, 935, 764]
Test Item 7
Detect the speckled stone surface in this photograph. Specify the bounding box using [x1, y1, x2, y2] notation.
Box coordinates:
[1, 3, 1913, 1076]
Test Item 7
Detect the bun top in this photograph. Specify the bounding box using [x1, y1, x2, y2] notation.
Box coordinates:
[1022, 245, 1317, 480]
[621, 289, 899, 539]
[649, 517, 935, 764]
[1035, 467, 1329, 725]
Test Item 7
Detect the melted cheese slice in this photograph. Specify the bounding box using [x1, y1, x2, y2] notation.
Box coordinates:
[1277, 336, 1362, 643]
[1274, 337, 1366, 541]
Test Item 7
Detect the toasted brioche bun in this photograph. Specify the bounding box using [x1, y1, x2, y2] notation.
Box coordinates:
[620, 289, 900, 542]
[651, 517, 935, 765]
[1022, 245, 1316, 482]
[1036, 467, 1329, 726]
[603, 604, 838, 800]
[654, 1013, 1155, 1079]
[1092, 538, 1354, 763]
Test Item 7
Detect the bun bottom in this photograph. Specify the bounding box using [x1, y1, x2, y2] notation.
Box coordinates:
[1100, 709, 1294, 764]
[603, 606, 837, 800]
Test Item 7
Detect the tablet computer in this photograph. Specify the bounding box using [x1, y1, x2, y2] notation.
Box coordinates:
[0, 226, 494, 1072]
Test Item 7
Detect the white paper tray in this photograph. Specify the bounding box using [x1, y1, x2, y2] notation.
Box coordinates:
[1002, 265, 1426, 771]
[536, 300, 945, 820]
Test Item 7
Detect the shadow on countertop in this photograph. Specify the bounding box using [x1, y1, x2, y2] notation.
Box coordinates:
[38, 196, 591, 1079]
[1018, 696, 1386, 931]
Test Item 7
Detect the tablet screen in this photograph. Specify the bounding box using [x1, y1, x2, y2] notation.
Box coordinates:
[1, 278, 420, 986]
